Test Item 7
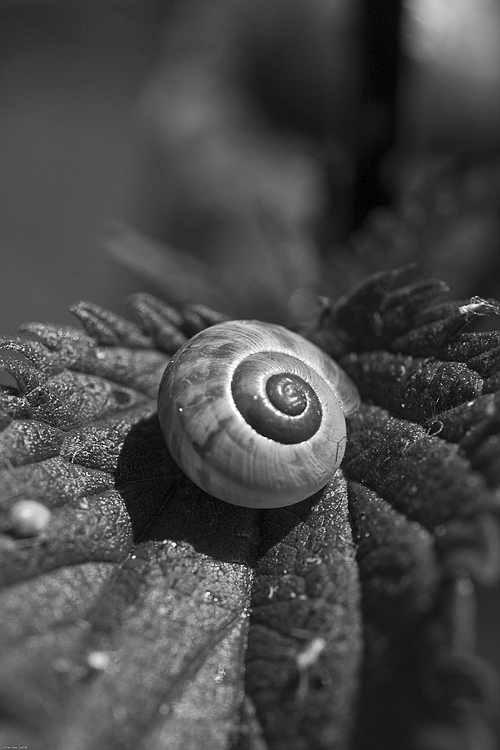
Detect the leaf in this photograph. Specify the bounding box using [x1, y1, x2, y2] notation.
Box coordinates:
[1, 272, 500, 750]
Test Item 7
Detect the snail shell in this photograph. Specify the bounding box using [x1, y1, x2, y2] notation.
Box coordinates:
[158, 320, 360, 508]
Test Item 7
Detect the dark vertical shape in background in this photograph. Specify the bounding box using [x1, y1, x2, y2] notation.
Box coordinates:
[353, 0, 403, 228]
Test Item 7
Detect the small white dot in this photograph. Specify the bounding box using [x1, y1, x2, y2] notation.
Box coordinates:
[87, 651, 110, 671]
[8, 500, 51, 537]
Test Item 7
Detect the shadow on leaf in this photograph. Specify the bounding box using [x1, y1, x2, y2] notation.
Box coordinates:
[115, 413, 321, 566]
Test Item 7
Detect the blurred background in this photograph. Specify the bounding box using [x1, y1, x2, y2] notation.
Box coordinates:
[0, 1, 160, 335]
[1, 0, 500, 738]
[2, 0, 500, 333]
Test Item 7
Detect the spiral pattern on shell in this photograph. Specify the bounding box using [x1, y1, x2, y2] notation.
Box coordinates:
[158, 320, 360, 508]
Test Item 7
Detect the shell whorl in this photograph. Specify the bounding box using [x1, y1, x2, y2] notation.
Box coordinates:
[158, 320, 360, 508]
